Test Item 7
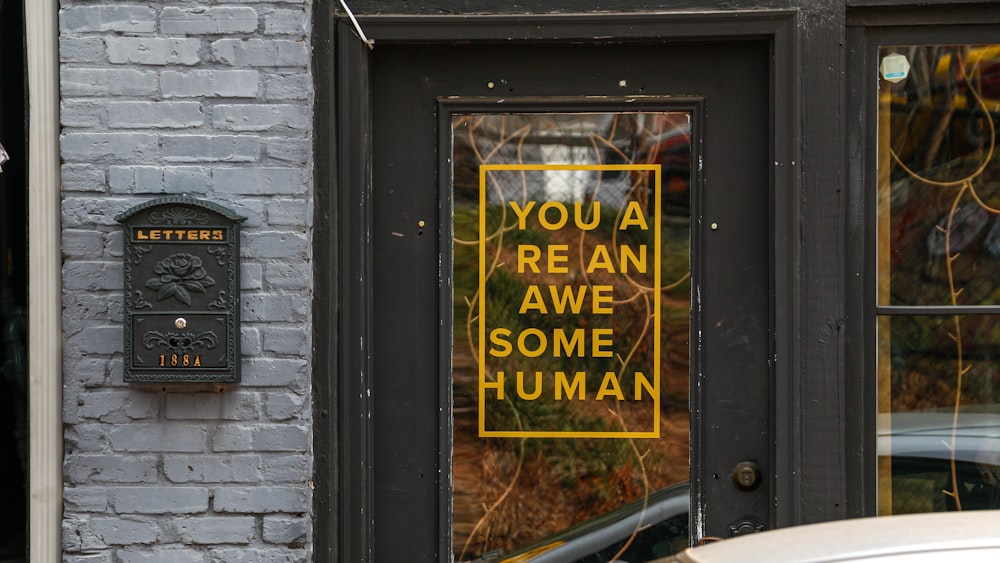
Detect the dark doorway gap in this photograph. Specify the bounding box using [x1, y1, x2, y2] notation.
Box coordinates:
[0, 0, 30, 560]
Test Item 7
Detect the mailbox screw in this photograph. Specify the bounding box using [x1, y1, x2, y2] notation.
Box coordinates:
[418, 220, 426, 228]
[175, 318, 187, 329]
[711, 222, 719, 230]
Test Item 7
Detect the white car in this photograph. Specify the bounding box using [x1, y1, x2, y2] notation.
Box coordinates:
[654, 511, 1000, 563]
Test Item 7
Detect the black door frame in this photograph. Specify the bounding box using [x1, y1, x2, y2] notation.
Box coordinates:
[315, 10, 800, 562]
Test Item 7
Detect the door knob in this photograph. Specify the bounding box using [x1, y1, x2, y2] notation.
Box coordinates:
[732, 461, 761, 491]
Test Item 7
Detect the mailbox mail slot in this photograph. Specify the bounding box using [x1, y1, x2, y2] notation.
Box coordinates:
[116, 197, 245, 383]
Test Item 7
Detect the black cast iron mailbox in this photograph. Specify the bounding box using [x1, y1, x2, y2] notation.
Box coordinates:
[116, 196, 245, 383]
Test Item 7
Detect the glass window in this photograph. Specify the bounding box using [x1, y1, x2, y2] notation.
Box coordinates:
[877, 44, 1000, 515]
[451, 112, 691, 560]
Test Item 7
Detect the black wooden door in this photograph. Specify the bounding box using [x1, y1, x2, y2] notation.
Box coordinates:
[369, 40, 772, 560]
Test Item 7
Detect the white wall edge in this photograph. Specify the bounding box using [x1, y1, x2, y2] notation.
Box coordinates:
[25, 1, 62, 561]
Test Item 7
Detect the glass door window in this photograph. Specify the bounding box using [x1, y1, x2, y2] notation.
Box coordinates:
[876, 44, 1000, 515]
[451, 112, 691, 561]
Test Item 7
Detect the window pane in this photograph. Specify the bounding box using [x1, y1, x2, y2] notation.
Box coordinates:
[877, 314, 1000, 515]
[452, 113, 691, 560]
[876, 44, 1000, 516]
[878, 45, 1000, 306]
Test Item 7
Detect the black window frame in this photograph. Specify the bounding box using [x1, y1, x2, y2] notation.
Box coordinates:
[846, 1, 1000, 517]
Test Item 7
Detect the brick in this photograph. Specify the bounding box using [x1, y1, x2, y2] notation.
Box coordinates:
[163, 167, 214, 194]
[263, 137, 309, 164]
[78, 390, 150, 422]
[62, 165, 107, 193]
[261, 326, 310, 356]
[60, 6, 156, 33]
[104, 230, 123, 257]
[62, 68, 158, 97]
[214, 167, 305, 195]
[207, 549, 308, 563]
[113, 486, 210, 514]
[74, 390, 156, 422]
[161, 7, 258, 35]
[62, 258, 117, 292]
[109, 101, 204, 129]
[213, 104, 309, 132]
[241, 263, 264, 290]
[241, 232, 309, 260]
[62, 197, 127, 228]
[263, 73, 310, 100]
[264, 10, 308, 36]
[62, 228, 105, 258]
[118, 548, 206, 563]
[72, 325, 124, 355]
[265, 199, 310, 226]
[61, 293, 123, 324]
[65, 552, 113, 563]
[109, 423, 207, 452]
[241, 292, 309, 322]
[164, 392, 260, 421]
[63, 261, 121, 292]
[173, 516, 255, 544]
[61, 133, 159, 164]
[263, 392, 306, 422]
[64, 380, 86, 426]
[65, 454, 157, 484]
[67, 357, 111, 387]
[162, 135, 259, 162]
[263, 263, 309, 291]
[64, 486, 111, 512]
[61, 100, 106, 128]
[126, 393, 160, 419]
[262, 515, 309, 544]
[261, 455, 311, 483]
[93, 518, 159, 545]
[212, 486, 309, 513]
[106, 37, 201, 66]
[163, 454, 262, 483]
[212, 424, 309, 453]
[239, 358, 307, 389]
[65, 423, 111, 453]
[63, 516, 106, 551]
[161, 70, 258, 98]
[232, 199, 266, 228]
[60, 37, 107, 63]
[211, 39, 309, 67]
[241, 326, 263, 356]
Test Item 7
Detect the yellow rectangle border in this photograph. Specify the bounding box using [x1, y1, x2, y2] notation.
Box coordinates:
[477, 163, 662, 439]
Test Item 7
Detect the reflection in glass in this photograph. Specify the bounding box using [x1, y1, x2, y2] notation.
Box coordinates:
[451, 113, 691, 559]
[877, 316, 1000, 514]
[877, 44, 1000, 517]
[880, 45, 1000, 307]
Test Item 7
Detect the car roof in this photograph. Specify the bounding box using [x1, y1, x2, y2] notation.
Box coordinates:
[662, 511, 1000, 563]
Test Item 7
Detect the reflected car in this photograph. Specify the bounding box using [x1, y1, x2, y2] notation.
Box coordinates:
[653, 510, 1000, 563]
[879, 410, 1000, 513]
[467, 481, 689, 563]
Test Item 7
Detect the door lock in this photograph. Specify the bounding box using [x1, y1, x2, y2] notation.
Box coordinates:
[732, 461, 761, 491]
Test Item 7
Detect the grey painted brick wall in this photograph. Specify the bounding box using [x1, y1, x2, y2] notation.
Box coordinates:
[59, 1, 314, 560]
